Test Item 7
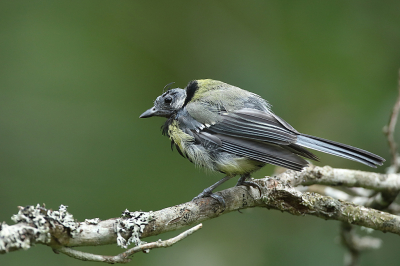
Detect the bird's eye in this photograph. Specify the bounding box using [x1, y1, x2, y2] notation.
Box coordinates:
[164, 96, 172, 104]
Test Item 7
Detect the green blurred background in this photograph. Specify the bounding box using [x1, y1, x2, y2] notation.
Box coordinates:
[1, 1, 399, 265]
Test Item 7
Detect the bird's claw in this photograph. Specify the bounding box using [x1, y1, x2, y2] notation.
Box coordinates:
[236, 180, 262, 197]
[192, 188, 226, 207]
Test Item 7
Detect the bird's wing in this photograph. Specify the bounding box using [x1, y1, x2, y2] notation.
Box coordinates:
[222, 109, 296, 144]
[215, 134, 309, 171]
[188, 108, 298, 145]
[180, 107, 316, 170]
[185, 128, 309, 171]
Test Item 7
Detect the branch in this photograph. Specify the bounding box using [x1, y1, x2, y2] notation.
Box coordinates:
[383, 68, 400, 173]
[1, 166, 400, 263]
[53, 224, 203, 263]
[279, 165, 400, 191]
[340, 222, 382, 266]
[338, 72, 400, 265]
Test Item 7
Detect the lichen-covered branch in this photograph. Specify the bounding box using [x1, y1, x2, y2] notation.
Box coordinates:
[1, 166, 400, 263]
[260, 178, 400, 233]
[53, 224, 203, 263]
[280, 165, 400, 191]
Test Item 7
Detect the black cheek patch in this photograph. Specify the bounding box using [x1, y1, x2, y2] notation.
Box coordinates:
[183, 80, 199, 107]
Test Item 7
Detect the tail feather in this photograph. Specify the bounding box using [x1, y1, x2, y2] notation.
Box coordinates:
[296, 134, 385, 168]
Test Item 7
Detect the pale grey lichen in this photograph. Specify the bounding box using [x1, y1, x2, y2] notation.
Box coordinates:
[115, 209, 154, 249]
[11, 205, 48, 228]
[0, 204, 82, 253]
[47, 205, 80, 237]
[85, 218, 100, 225]
[1, 204, 51, 253]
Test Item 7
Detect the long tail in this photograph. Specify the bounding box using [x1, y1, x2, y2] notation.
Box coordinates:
[296, 134, 385, 168]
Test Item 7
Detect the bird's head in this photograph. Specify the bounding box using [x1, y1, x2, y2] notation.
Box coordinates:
[139, 88, 186, 118]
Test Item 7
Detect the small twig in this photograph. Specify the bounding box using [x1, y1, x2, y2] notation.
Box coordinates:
[340, 223, 381, 266]
[55, 223, 203, 264]
[341, 223, 360, 266]
[117, 223, 202, 261]
[55, 246, 127, 264]
[383, 69, 400, 173]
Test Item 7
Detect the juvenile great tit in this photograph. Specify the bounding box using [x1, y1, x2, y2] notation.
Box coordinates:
[140, 79, 385, 204]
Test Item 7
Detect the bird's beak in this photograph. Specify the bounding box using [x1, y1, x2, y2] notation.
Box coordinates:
[139, 107, 157, 118]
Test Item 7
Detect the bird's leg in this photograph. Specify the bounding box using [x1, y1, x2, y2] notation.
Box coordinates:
[236, 174, 262, 196]
[192, 176, 232, 206]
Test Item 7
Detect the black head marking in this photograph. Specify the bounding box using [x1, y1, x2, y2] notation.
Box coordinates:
[183, 80, 199, 107]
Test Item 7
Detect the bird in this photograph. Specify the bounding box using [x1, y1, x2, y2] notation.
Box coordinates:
[139, 79, 385, 204]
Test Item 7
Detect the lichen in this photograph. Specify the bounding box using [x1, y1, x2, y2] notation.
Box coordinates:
[115, 209, 154, 249]
[85, 218, 100, 225]
[0, 204, 51, 252]
[47, 205, 80, 237]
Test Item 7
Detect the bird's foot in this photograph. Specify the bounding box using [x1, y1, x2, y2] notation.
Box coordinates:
[236, 179, 262, 197]
[192, 188, 225, 207]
